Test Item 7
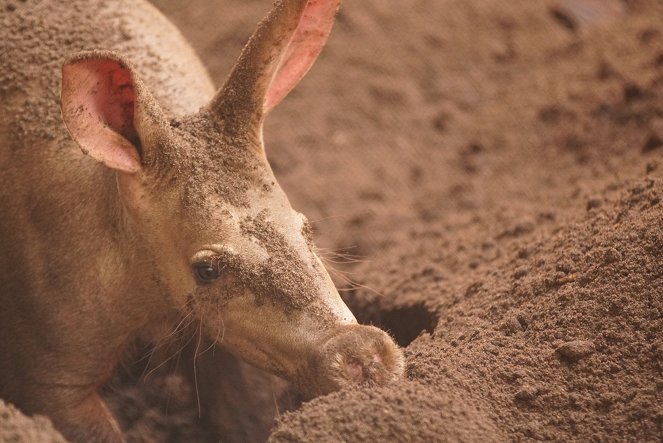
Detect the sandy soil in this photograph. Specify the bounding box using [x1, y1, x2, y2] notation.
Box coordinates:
[2, 0, 661, 441]
[0, 399, 67, 442]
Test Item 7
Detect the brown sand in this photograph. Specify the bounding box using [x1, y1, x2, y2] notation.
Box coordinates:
[2, 0, 662, 441]
[0, 399, 67, 443]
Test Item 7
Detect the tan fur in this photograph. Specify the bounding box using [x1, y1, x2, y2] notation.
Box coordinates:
[0, 1, 403, 441]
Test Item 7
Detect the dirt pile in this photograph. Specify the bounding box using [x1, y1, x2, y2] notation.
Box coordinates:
[0, 399, 67, 443]
[270, 381, 505, 442]
[272, 174, 662, 441]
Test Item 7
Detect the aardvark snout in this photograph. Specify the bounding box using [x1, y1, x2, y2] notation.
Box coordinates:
[301, 325, 405, 397]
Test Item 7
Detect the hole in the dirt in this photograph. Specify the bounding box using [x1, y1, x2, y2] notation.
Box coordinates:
[378, 304, 438, 347]
[344, 295, 439, 347]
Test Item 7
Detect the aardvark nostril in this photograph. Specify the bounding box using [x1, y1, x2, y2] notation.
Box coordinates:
[343, 353, 390, 384]
[345, 358, 365, 383]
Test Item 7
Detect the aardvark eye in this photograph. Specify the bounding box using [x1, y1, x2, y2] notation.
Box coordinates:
[194, 263, 220, 284]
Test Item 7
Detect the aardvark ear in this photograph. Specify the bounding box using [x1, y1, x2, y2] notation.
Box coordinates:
[209, 0, 341, 125]
[60, 51, 165, 174]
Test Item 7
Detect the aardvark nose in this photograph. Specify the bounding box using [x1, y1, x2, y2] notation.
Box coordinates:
[300, 324, 405, 397]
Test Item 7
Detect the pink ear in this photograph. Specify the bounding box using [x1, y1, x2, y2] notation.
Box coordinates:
[264, 0, 341, 114]
[61, 55, 142, 173]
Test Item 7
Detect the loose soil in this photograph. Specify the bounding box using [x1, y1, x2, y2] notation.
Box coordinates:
[2, 0, 661, 441]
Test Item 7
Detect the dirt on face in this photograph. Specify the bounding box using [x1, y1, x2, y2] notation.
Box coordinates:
[3, 0, 663, 441]
[238, 209, 319, 309]
[171, 111, 268, 210]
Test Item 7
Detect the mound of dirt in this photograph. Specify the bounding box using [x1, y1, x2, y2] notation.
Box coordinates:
[0, 399, 67, 443]
[272, 175, 662, 441]
[270, 380, 505, 442]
